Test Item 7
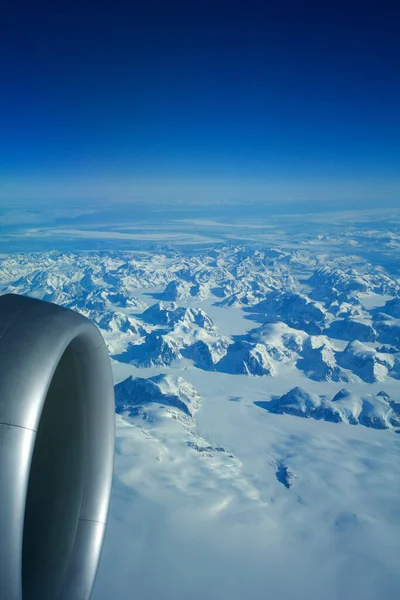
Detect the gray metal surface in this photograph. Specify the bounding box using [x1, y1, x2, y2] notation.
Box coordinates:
[0, 293, 115, 600]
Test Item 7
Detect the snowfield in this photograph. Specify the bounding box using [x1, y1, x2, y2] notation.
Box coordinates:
[1, 215, 400, 600]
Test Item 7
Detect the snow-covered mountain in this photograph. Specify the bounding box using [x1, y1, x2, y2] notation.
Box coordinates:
[257, 386, 400, 429]
[141, 301, 216, 333]
[325, 317, 378, 342]
[297, 335, 352, 382]
[182, 337, 231, 370]
[337, 340, 395, 383]
[216, 339, 276, 376]
[1, 247, 399, 385]
[114, 332, 183, 367]
[381, 296, 400, 318]
[307, 266, 400, 302]
[160, 279, 211, 301]
[115, 374, 201, 418]
[247, 290, 329, 334]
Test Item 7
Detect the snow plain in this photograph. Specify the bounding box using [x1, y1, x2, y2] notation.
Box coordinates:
[1, 207, 400, 600]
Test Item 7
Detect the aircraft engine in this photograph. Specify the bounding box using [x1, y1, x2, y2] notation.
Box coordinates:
[0, 293, 115, 600]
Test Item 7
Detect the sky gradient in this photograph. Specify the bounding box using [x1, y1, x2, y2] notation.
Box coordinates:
[1, 1, 399, 205]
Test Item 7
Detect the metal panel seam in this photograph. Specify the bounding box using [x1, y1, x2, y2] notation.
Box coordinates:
[0, 421, 36, 433]
[78, 517, 107, 525]
[0, 305, 23, 340]
[74, 341, 106, 356]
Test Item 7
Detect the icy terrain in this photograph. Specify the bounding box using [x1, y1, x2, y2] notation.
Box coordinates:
[1, 209, 400, 600]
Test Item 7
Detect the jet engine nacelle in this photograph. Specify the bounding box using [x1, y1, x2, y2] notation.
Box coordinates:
[0, 293, 115, 600]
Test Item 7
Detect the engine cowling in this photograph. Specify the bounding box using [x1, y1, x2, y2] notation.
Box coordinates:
[0, 293, 115, 600]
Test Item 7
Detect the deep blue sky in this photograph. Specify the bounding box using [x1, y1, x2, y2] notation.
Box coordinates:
[1, 0, 399, 204]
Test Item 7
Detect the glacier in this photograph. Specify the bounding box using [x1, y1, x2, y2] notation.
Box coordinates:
[1, 208, 400, 600]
